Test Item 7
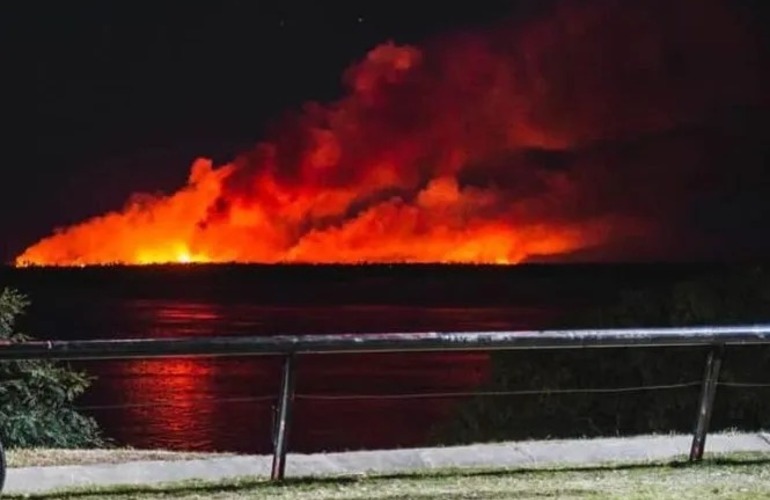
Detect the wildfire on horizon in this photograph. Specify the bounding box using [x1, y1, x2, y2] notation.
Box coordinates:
[16, 0, 764, 267]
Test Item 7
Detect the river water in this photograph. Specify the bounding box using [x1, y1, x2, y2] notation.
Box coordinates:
[0, 264, 705, 452]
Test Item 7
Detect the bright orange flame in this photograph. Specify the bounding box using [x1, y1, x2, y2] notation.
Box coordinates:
[14, 159, 606, 266]
[14, 0, 758, 267]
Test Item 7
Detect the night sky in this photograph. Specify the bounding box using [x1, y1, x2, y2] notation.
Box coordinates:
[3, 1, 769, 264]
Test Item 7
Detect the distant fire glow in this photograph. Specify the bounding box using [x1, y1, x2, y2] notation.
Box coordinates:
[16, 0, 761, 266]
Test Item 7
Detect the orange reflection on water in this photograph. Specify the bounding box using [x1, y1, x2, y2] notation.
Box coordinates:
[129, 301, 227, 337]
[150, 303, 223, 328]
[89, 357, 281, 451]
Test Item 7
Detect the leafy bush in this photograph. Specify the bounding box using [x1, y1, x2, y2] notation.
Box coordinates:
[439, 265, 770, 444]
[0, 287, 105, 448]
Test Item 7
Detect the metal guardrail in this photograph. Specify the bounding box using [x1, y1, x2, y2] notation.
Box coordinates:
[1, 325, 769, 482]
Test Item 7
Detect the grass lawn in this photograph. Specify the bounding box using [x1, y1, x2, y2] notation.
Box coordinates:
[5, 452, 769, 500]
[6, 448, 230, 468]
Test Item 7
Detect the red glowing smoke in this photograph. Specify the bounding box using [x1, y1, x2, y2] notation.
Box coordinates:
[17, 0, 765, 266]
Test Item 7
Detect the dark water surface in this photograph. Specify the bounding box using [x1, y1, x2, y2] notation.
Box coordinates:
[0, 264, 710, 452]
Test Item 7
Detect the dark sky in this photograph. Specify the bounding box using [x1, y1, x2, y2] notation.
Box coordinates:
[2, 1, 530, 263]
[2, 1, 768, 264]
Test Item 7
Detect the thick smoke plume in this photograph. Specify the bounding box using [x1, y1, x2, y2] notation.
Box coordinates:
[17, 0, 766, 266]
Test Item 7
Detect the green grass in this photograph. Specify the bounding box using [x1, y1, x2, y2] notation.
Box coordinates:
[6, 452, 770, 500]
[6, 448, 230, 468]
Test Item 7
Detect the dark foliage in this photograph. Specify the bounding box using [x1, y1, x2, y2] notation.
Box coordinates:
[440, 265, 770, 444]
[0, 287, 105, 448]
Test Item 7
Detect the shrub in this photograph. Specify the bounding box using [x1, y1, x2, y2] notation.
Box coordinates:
[439, 265, 770, 444]
[0, 287, 105, 448]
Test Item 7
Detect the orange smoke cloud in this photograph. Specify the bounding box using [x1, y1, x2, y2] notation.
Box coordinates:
[16, 0, 763, 266]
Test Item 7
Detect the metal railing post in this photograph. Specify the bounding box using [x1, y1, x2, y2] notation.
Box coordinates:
[689, 344, 724, 462]
[271, 403, 278, 449]
[271, 353, 297, 481]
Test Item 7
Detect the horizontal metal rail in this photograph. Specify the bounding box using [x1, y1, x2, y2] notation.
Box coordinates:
[0, 325, 769, 361]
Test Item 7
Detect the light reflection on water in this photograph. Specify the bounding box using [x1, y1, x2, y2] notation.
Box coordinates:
[3, 264, 702, 452]
[85, 357, 281, 452]
[118, 300, 552, 336]
[40, 299, 554, 453]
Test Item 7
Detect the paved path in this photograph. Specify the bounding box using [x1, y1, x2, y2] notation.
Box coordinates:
[5, 432, 770, 494]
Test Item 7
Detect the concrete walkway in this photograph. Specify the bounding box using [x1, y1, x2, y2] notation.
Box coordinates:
[5, 432, 770, 494]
